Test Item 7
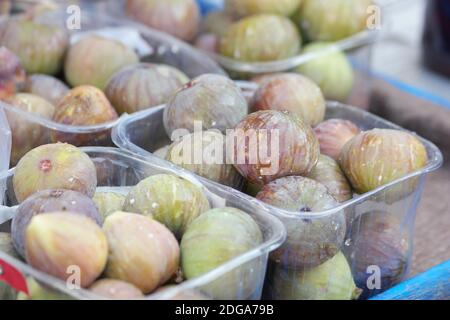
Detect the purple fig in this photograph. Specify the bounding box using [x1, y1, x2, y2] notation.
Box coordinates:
[0, 46, 26, 99]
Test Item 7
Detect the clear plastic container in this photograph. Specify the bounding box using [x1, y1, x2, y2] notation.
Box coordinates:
[112, 101, 443, 299]
[0, 108, 11, 204]
[0, 147, 285, 300]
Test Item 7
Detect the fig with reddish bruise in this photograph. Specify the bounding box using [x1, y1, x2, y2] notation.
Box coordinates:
[225, 0, 302, 17]
[64, 35, 139, 90]
[256, 176, 346, 268]
[181, 207, 263, 300]
[4, 93, 55, 165]
[201, 11, 235, 37]
[23, 74, 69, 106]
[12, 189, 102, 258]
[93, 191, 126, 221]
[232, 110, 319, 187]
[0, 19, 68, 75]
[12, 143, 97, 203]
[105, 63, 189, 115]
[25, 213, 108, 288]
[251, 73, 326, 126]
[123, 174, 210, 239]
[314, 119, 361, 161]
[126, 0, 200, 42]
[163, 74, 248, 137]
[89, 279, 144, 300]
[104, 212, 180, 294]
[0, 47, 26, 99]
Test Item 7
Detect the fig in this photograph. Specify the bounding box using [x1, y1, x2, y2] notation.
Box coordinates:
[201, 11, 235, 37]
[297, 0, 372, 41]
[269, 252, 361, 300]
[64, 35, 139, 90]
[220, 14, 301, 62]
[12, 189, 102, 258]
[12, 143, 97, 203]
[231, 110, 319, 186]
[93, 192, 126, 221]
[251, 73, 326, 126]
[339, 129, 428, 195]
[154, 145, 171, 159]
[105, 63, 189, 115]
[181, 207, 263, 300]
[163, 74, 248, 137]
[295, 42, 354, 101]
[307, 155, 352, 202]
[3, 93, 55, 165]
[25, 212, 108, 288]
[0, 47, 26, 99]
[314, 119, 361, 161]
[123, 174, 210, 239]
[225, 0, 302, 17]
[103, 212, 180, 294]
[194, 33, 220, 54]
[0, 19, 68, 75]
[23, 74, 69, 106]
[256, 176, 346, 268]
[89, 279, 144, 300]
[165, 131, 242, 187]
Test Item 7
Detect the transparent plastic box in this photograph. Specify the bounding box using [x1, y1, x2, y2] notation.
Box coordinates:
[0, 147, 285, 300]
[0, 108, 11, 204]
[112, 101, 443, 299]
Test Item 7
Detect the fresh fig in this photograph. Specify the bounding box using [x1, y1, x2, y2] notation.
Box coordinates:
[89, 279, 144, 300]
[220, 14, 301, 62]
[25, 212, 108, 288]
[225, 0, 302, 17]
[123, 174, 210, 239]
[163, 74, 248, 137]
[105, 63, 189, 115]
[64, 35, 139, 90]
[103, 212, 180, 294]
[12, 143, 97, 203]
[256, 176, 346, 268]
[93, 192, 126, 221]
[181, 207, 263, 300]
[12, 189, 102, 258]
[251, 73, 326, 126]
[201, 11, 235, 37]
[126, 0, 200, 42]
[314, 119, 361, 161]
[0, 47, 26, 99]
[23, 74, 69, 106]
[232, 110, 319, 187]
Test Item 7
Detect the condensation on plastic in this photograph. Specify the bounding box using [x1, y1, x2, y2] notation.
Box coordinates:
[0, 108, 11, 204]
[0, 147, 285, 300]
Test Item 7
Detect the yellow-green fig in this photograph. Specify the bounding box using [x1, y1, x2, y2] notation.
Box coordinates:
[225, 0, 302, 17]
[93, 192, 126, 221]
[89, 279, 144, 300]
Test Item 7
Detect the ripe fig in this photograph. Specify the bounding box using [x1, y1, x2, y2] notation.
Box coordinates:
[181, 207, 263, 300]
[23, 74, 69, 106]
[314, 119, 361, 161]
[12, 189, 102, 258]
[256, 176, 346, 268]
[25, 212, 108, 288]
[89, 279, 144, 300]
[105, 63, 189, 115]
[225, 0, 302, 17]
[103, 212, 180, 294]
[64, 35, 139, 90]
[251, 73, 326, 126]
[0, 19, 68, 75]
[93, 192, 126, 221]
[163, 74, 248, 137]
[0, 47, 26, 99]
[201, 11, 235, 37]
[126, 0, 200, 42]
[232, 110, 319, 186]
[4, 93, 55, 165]
[220, 14, 301, 62]
[12, 143, 97, 203]
[123, 174, 210, 239]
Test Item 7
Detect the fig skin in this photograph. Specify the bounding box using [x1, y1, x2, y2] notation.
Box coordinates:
[23, 74, 69, 106]
[251, 73, 326, 126]
[89, 279, 144, 300]
[232, 110, 319, 186]
[12, 189, 102, 258]
[181, 207, 263, 300]
[12, 143, 98, 203]
[64, 35, 139, 90]
[93, 192, 126, 221]
[4, 93, 55, 166]
[308, 155, 352, 202]
[163, 74, 248, 137]
[338, 129, 428, 195]
[105, 63, 189, 115]
[123, 174, 210, 239]
[0, 19, 68, 75]
[201, 11, 235, 37]
[256, 176, 346, 268]
[103, 212, 180, 294]
[0, 47, 26, 99]
[25, 212, 108, 288]
[225, 0, 302, 17]
[126, 0, 200, 42]
[270, 252, 361, 300]
[220, 14, 301, 63]
[314, 119, 361, 161]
